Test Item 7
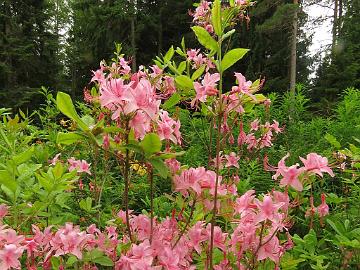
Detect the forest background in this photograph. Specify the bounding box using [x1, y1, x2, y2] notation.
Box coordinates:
[1, 0, 359, 111]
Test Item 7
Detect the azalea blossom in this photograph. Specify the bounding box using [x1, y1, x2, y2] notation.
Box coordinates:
[300, 153, 335, 177]
[225, 152, 240, 168]
[317, 193, 329, 217]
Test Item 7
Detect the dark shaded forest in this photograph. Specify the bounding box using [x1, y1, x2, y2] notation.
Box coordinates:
[0, 0, 359, 111]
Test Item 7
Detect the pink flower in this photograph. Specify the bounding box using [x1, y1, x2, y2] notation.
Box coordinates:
[49, 153, 61, 165]
[0, 204, 9, 219]
[225, 152, 240, 168]
[279, 165, 304, 191]
[188, 222, 206, 254]
[250, 119, 260, 131]
[232, 73, 255, 100]
[245, 133, 257, 150]
[50, 223, 90, 259]
[271, 120, 283, 134]
[165, 159, 181, 174]
[234, 190, 256, 215]
[237, 122, 247, 146]
[257, 235, 281, 263]
[187, 49, 200, 61]
[300, 153, 335, 177]
[129, 111, 151, 139]
[192, 73, 220, 105]
[255, 195, 283, 223]
[99, 78, 131, 110]
[0, 244, 24, 270]
[125, 78, 161, 120]
[68, 158, 91, 175]
[273, 154, 304, 191]
[205, 224, 227, 251]
[317, 193, 329, 217]
[157, 111, 181, 145]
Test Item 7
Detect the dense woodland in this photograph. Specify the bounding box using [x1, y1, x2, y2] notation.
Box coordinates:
[1, 0, 359, 110]
[0, 1, 360, 269]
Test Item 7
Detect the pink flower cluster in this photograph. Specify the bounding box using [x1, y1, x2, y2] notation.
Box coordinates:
[0, 222, 119, 270]
[173, 167, 233, 197]
[190, 1, 214, 33]
[91, 60, 181, 142]
[186, 49, 215, 70]
[272, 153, 335, 192]
[68, 157, 92, 175]
[237, 119, 283, 150]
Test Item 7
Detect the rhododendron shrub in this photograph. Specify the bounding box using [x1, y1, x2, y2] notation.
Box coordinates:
[0, 0, 336, 269]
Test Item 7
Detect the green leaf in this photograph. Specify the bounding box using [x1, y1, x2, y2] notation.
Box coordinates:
[163, 93, 181, 110]
[52, 162, 64, 179]
[0, 170, 17, 193]
[56, 132, 85, 145]
[221, 29, 236, 41]
[51, 256, 61, 269]
[191, 65, 206, 80]
[164, 46, 175, 63]
[149, 158, 169, 178]
[303, 229, 317, 254]
[139, 133, 162, 155]
[93, 255, 114, 266]
[191, 26, 218, 52]
[222, 48, 249, 71]
[56, 92, 89, 131]
[254, 94, 267, 103]
[324, 134, 341, 149]
[13, 146, 34, 165]
[178, 61, 187, 74]
[79, 197, 93, 212]
[211, 0, 222, 36]
[158, 151, 186, 159]
[175, 75, 194, 89]
[66, 255, 78, 266]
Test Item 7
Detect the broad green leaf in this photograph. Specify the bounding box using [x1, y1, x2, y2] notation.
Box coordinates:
[51, 256, 61, 269]
[93, 255, 114, 266]
[139, 133, 162, 155]
[52, 162, 64, 179]
[211, 0, 222, 36]
[229, 0, 235, 7]
[222, 48, 249, 71]
[163, 93, 181, 110]
[66, 255, 78, 266]
[79, 197, 93, 212]
[324, 134, 341, 149]
[175, 75, 193, 89]
[81, 115, 95, 127]
[149, 158, 169, 178]
[303, 229, 317, 254]
[191, 26, 218, 52]
[327, 219, 345, 237]
[56, 92, 89, 131]
[191, 65, 206, 80]
[56, 132, 85, 145]
[178, 61, 187, 74]
[0, 170, 17, 193]
[164, 46, 174, 63]
[254, 94, 267, 103]
[13, 146, 34, 165]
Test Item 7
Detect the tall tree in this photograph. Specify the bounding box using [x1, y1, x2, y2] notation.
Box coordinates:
[227, 0, 311, 94]
[313, 0, 360, 102]
[0, 0, 62, 109]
